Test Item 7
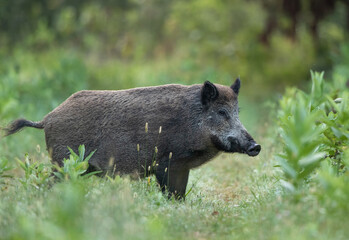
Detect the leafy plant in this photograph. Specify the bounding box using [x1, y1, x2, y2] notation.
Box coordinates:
[17, 154, 53, 189]
[277, 71, 349, 191]
[317, 148, 349, 211]
[0, 157, 13, 180]
[54, 145, 99, 181]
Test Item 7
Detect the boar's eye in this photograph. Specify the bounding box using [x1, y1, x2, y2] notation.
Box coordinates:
[218, 109, 229, 119]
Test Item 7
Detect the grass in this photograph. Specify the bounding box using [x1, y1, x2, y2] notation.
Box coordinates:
[1, 48, 348, 239]
[1, 94, 348, 239]
[1, 123, 348, 240]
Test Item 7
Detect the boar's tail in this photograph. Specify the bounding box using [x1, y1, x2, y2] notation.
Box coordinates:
[2, 119, 44, 137]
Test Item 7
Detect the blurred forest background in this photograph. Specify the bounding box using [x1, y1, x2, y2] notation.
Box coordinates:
[1, 1, 349, 239]
[1, 0, 349, 161]
[1, 0, 349, 93]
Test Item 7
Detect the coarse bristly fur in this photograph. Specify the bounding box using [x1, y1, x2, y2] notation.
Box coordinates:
[2, 79, 260, 199]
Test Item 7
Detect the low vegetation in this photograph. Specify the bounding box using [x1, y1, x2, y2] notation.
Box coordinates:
[1, 69, 349, 239]
[1, 2, 349, 237]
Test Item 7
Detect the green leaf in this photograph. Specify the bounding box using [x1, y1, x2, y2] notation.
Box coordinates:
[68, 146, 78, 159]
[78, 145, 86, 161]
[84, 150, 96, 163]
[331, 127, 349, 140]
[298, 152, 326, 167]
[83, 171, 102, 178]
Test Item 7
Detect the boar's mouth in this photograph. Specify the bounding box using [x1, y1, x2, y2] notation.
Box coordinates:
[210, 135, 231, 152]
[211, 136, 261, 156]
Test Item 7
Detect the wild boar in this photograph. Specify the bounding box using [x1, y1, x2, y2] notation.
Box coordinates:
[3, 79, 260, 198]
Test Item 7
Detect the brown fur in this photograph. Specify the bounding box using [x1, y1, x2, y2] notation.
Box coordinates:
[3, 81, 260, 199]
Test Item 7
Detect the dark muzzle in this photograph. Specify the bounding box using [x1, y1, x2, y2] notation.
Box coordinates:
[228, 136, 261, 156]
[246, 142, 261, 157]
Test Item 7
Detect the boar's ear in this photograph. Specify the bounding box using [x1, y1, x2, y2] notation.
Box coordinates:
[201, 81, 219, 105]
[231, 78, 240, 95]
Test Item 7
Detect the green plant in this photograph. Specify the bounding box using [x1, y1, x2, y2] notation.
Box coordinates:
[273, 68, 349, 216]
[0, 157, 13, 181]
[317, 148, 349, 211]
[277, 72, 325, 190]
[277, 71, 349, 192]
[54, 145, 99, 181]
[17, 154, 53, 189]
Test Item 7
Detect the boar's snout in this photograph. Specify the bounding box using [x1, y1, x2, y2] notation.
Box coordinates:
[227, 136, 261, 157]
[246, 142, 261, 157]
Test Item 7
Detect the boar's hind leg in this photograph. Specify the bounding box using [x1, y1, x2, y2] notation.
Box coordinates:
[156, 167, 190, 200]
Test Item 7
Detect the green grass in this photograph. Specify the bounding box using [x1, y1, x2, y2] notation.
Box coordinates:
[1, 46, 349, 240]
[1, 130, 348, 240]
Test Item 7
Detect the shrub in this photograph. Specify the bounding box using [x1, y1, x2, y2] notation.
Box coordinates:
[54, 145, 99, 181]
[277, 71, 349, 192]
[17, 154, 53, 189]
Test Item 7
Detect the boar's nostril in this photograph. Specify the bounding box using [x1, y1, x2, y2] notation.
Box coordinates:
[246, 143, 261, 157]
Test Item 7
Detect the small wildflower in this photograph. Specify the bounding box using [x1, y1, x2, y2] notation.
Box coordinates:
[155, 146, 158, 154]
[165, 168, 167, 172]
[137, 144, 140, 152]
[148, 177, 151, 184]
[156, 164, 159, 167]
[148, 166, 151, 172]
[169, 152, 173, 160]
[153, 161, 156, 166]
[145, 122, 148, 133]
[159, 126, 162, 134]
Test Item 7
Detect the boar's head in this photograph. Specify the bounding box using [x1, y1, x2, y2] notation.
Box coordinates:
[200, 79, 261, 157]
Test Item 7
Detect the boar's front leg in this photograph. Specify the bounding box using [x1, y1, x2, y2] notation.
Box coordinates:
[155, 165, 189, 200]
